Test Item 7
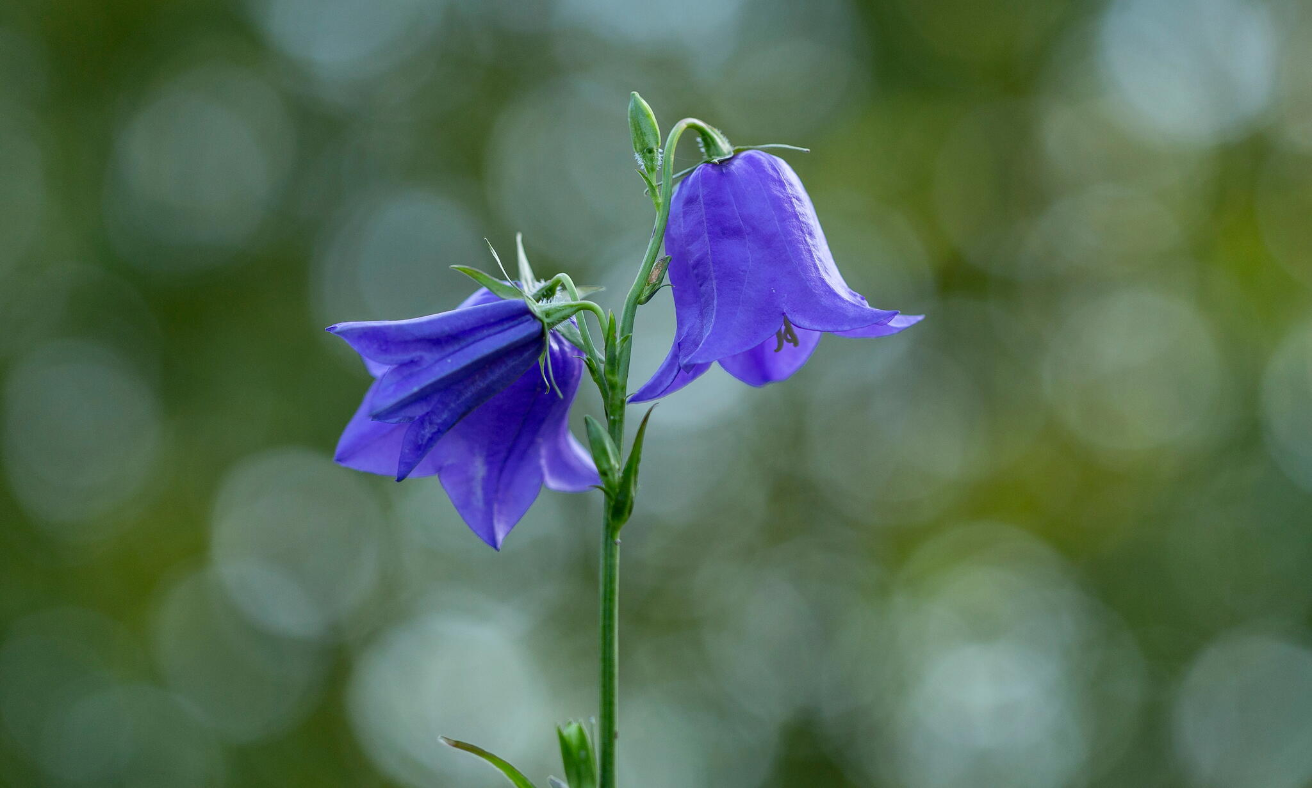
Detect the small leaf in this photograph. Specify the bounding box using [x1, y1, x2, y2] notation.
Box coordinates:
[439, 737, 539, 788]
[613, 406, 655, 526]
[583, 416, 620, 488]
[557, 721, 598, 788]
[451, 266, 523, 300]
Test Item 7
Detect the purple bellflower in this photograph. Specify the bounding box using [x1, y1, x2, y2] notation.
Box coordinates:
[631, 150, 922, 402]
[328, 289, 599, 549]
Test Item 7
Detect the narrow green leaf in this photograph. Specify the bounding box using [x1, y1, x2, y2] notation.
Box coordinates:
[583, 416, 620, 487]
[613, 406, 655, 526]
[451, 266, 523, 300]
[439, 737, 539, 788]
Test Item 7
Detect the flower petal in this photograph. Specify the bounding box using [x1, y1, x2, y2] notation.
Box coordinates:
[429, 358, 561, 550]
[629, 339, 712, 402]
[327, 298, 534, 366]
[369, 319, 543, 421]
[833, 313, 924, 338]
[334, 385, 442, 477]
[718, 325, 823, 387]
[395, 339, 542, 481]
[539, 338, 601, 492]
[669, 151, 899, 367]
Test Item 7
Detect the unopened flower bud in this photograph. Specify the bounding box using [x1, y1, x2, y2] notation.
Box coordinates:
[628, 92, 662, 175]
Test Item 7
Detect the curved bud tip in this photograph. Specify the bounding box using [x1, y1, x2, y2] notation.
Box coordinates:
[628, 92, 661, 175]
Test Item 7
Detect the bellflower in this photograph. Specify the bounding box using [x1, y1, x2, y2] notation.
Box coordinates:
[631, 150, 922, 402]
[329, 289, 598, 549]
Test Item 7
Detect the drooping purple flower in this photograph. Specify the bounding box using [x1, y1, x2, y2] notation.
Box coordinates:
[631, 150, 922, 402]
[329, 289, 598, 549]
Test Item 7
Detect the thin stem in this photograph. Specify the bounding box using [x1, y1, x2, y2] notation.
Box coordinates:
[597, 116, 720, 788]
[598, 514, 621, 788]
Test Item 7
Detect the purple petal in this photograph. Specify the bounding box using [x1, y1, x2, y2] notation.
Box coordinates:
[539, 338, 601, 492]
[362, 356, 391, 379]
[327, 298, 534, 367]
[428, 357, 562, 550]
[396, 339, 542, 481]
[334, 385, 442, 477]
[629, 339, 712, 402]
[668, 151, 898, 367]
[833, 313, 924, 338]
[718, 326, 823, 386]
[369, 318, 543, 421]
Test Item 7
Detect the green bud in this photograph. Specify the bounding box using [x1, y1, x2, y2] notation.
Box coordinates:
[637, 255, 670, 304]
[556, 721, 598, 788]
[628, 92, 661, 176]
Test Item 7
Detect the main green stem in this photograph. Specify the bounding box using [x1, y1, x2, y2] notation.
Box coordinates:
[597, 118, 720, 788]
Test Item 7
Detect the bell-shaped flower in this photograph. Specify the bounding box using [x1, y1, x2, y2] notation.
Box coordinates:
[328, 289, 598, 549]
[631, 150, 922, 402]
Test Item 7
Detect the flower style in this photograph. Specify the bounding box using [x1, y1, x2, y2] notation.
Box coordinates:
[329, 289, 598, 549]
[631, 150, 922, 402]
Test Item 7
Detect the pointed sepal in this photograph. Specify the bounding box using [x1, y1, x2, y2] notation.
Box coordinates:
[451, 266, 524, 300]
[733, 143, 810, 154]
[439, 737, 539, 788]
[515, 233, 540, 293]
[556, 720, 598, 788]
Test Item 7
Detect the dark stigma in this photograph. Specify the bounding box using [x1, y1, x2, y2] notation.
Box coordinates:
[773, 315, 800, 353]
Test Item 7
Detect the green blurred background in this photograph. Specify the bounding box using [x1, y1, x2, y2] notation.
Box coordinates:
[3, 0, 1312, 785]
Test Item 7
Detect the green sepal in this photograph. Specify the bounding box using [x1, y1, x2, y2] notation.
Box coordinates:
[439, 737, 539, 788]
[733, 143, 810, 154]
[637, 256, 670, 304]
[694, 123, 733, 162]
[556, 721, 598, 788]
[515, 233, 540, 293]
[552, 319, 587, 353]
[539, 301, 601, 330]
[584, 416, 620, 488]
[451, 266, 523, 300]
[611, 406, 654, 526]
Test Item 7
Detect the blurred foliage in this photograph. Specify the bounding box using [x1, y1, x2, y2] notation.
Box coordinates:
[3, 0, 1312, 786]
